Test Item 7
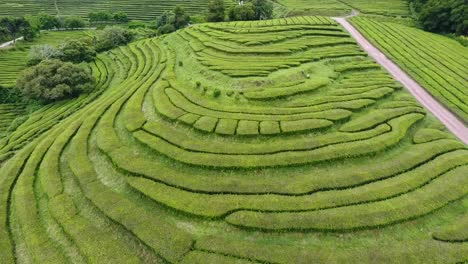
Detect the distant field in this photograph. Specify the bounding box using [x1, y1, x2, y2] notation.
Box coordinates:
[0, 0, 235, 20]
[342, 0, 410, 17]
[0, 30, 90, 87]
[351, 17, 468, 122]
[1, 16, 466, 263]
[276, 0, 409, 17]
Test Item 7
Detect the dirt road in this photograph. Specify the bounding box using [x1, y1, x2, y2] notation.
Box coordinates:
[334, 16, 468, 145]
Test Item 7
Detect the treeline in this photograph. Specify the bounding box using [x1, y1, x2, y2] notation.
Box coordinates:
[207, 0, 273, 22]
[0, 13, 93, 43]
[410, 0, 466, 35]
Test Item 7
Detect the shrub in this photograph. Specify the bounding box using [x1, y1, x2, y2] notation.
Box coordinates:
[113, 12, 129, 23]
[88, 11, 113, 23]
[95, 26, 134, 51]
[58, 39, 96, 63]
[37, 13, 60, 30]
[16, 59, 95, 103]
[63, 16, 87, 29]
[159, 24, 176, 34]
[213, 88, 221, 98]
[228, 3, 256, 21]
[195, 81, 201, 88]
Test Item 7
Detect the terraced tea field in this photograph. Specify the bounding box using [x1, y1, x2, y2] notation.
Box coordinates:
[0, 0, 234, 20]
[0, 104, 24, 135]
[351, 17, 468, 122]
[0, 30, 91, 87]
[275, 0, 409, 17]
[0, 16, 467, 263]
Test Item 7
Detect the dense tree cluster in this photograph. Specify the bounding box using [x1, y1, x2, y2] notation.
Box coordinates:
[16, 59, 95, 102]
[207, 0, 226, 22]
[208, 0, 273, 22]
[0, 16, 36, 42]
[410, 0, 466, 35]
[95, 26, 135, 51]
[88, 11, 129, 23]
[156, 6, 191, 34]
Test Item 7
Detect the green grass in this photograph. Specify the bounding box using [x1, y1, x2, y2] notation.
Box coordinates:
[351, 17, 468, 122]
[0, 16, 466, 263]
[0, 30, 91, 87]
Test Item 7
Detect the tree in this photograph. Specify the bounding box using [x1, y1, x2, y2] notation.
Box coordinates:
[58, 39, 96, 63]
[113, 12, 129, 22]
[37, 13, 60, 30]
[0, 17, 32, 43]
[95, 26, 134, 51]
[63, 16, 87, 29]
[207, 0, 225, 22]
[252, 0, 273, 20]
[156, 11, 171, 28]
[16, 59, 95, 102]
[228, 3, 256, 21]
[27, 44, 61, 66]
[88, 11, 113, 22]
[410, 0, 466, 35]
[173, 6, 190, 29]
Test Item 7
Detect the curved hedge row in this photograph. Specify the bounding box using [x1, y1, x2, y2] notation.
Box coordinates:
[0, 16, 466, 263]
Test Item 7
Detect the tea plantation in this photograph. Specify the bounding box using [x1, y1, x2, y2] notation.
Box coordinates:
[0, 15, 466, 263]
[351, 17, 468, 122]
[0, 0, 234, 20]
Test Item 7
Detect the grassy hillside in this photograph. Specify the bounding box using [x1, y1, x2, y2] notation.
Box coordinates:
[0, 16, 466, 263]
[0, 0, 235, 20]
[351, 17, 468, 122]
[0, 30, 91, 87]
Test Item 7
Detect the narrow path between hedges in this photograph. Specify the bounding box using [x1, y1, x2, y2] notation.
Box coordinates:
[333, 13, 468, 145]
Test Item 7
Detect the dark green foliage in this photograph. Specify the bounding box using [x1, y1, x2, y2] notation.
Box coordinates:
[58, 39, 96, 63]
[113, 12, 129, 22]
[37, 13, 60, 30]
[0, 16, 36, 42]
[16, 59, 95, 102]
[228, 3, 256, 21]
[173, 6, 191, 29]
[207, 0, 226, 22]
[156, 6, 190, 34]
[410, 0, 467, 35]
[228, 0, 273, 21]
[88, 11, 113, 22]
[95, 27, 134, 51]
[63, 16, 87, 29]
[156, 11, 171, 28]
[89, 11, 129, 23]
[0, 86, 22, 103]
[252, 0, 273, 20]
[213, 88, 221, 97]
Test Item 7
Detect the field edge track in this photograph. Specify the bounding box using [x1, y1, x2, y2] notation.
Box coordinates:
[333, 15, 468, 144]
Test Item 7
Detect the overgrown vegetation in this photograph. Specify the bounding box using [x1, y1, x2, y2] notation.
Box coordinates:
[410, 0, 467, 35]
[155, 6, 191, 34]
[16, 59, 95, 102]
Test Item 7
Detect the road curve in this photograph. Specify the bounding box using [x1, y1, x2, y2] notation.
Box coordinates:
[334, 16, 468, 145]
